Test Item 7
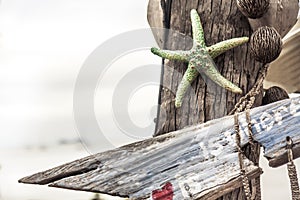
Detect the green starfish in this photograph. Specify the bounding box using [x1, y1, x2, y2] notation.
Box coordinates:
[151, 9, 249, 108]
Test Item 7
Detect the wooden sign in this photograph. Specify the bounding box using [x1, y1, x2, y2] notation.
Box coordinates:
[19, 96, 300, 199]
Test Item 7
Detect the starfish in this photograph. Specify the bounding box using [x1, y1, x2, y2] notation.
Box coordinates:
[151, 9, 249, 108]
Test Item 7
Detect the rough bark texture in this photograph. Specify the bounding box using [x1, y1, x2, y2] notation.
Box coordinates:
[152, 1, 263, 135]
[148, 1, 264, 199]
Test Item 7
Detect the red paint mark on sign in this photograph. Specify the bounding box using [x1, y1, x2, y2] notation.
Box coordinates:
[152, 182, 173, 200]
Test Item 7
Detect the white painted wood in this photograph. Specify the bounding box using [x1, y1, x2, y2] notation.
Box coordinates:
[19, 96, 300, 199]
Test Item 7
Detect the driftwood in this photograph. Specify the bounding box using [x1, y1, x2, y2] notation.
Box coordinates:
[20, 96, 300, 199]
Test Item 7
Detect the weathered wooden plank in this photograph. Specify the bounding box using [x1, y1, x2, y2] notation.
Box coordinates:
[19, 96, 300, 199]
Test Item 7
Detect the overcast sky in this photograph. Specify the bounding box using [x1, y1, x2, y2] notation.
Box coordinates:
[0, 0, 160, 149]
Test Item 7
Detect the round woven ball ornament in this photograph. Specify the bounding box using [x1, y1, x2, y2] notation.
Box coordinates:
[262, 86, 289, 105]
[237, 0, 270, 19]
[250, 26, 282, 63]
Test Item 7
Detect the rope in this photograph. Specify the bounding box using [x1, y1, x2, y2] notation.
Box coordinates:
[229, 66, 267, 115]
[234, 113, 252, 200]
[254, 178, 261, 200]
[231, 66, 267, 200]
[286, 137, 300, 200]
[246, 108, 262, 200]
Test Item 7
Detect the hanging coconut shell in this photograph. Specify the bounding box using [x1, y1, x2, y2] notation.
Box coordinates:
[250, 26, 282, 63]
[262, 86, 289, 105]
[236, 0, 270, 19]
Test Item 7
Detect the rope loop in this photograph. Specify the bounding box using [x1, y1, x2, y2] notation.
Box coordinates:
[286, 136, 294, 162]
[286, 136, 300, 200]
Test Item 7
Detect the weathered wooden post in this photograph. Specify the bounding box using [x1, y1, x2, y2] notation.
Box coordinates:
[147, 0, 299, 199]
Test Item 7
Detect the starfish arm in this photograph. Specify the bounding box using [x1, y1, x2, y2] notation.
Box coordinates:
[151, 47, 189, 62]
[190, 9, 206, 47]
[194, 56, 243, 94]
[207, 37, 249, 58]
[175, 63, 199, 108]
